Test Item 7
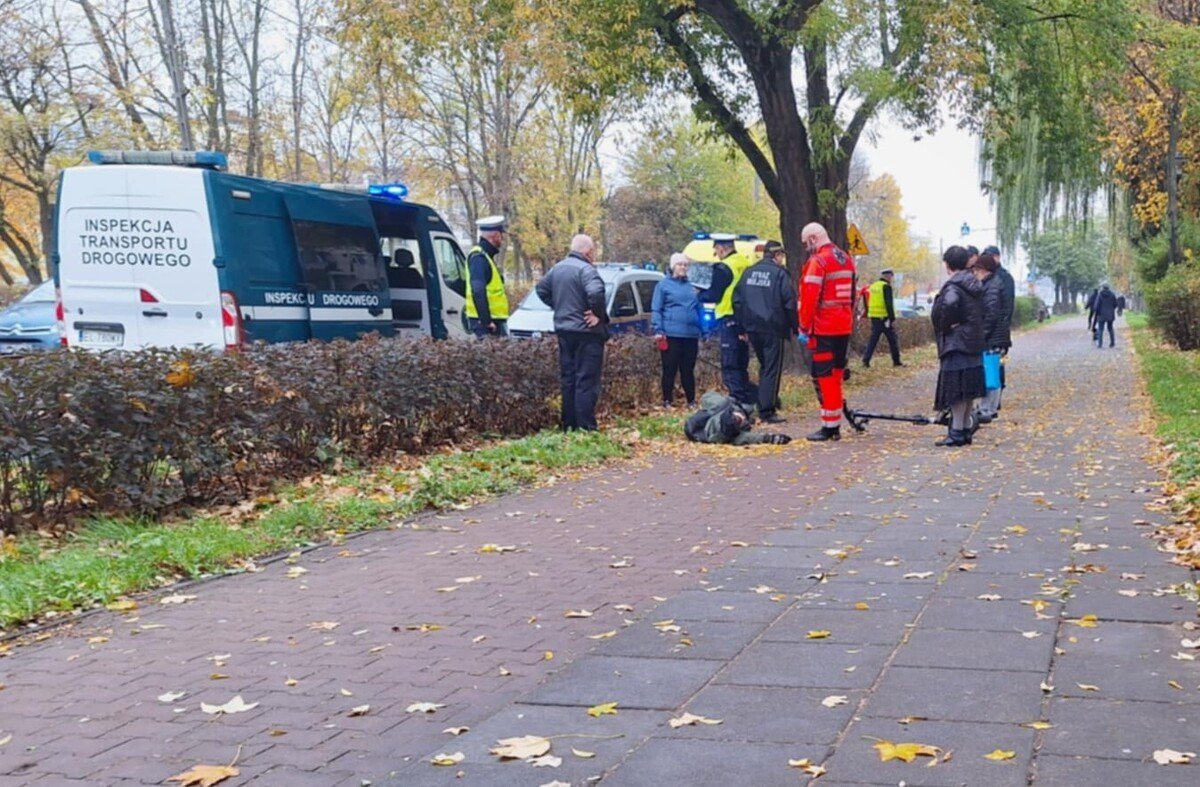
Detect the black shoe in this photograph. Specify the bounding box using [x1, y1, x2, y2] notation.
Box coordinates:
[762, 414, 787, 424]
[862, 359, 871, 368]
[893, 362, 905, 367]
[935, 429, 969, 447]
[806, 426, 841, 442]
[686, 401, 697, 408]
[976, 412, 995, 424]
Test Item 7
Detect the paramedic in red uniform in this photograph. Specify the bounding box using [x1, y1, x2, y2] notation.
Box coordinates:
[798, 222, 857, 442]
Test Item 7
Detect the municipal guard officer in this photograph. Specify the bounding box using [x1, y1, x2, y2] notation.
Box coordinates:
[698, 233, 756, 406]
[861, 268, 902, 367]
[733, 240, 796, 423]
[466, 215, 510, 337]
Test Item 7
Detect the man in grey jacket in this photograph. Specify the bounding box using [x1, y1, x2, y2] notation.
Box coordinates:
[536, 235, 609, 431]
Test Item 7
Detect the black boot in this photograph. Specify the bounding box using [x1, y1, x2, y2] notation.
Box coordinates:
[806, 426, 841, 442]
[935, 429, 968, 447]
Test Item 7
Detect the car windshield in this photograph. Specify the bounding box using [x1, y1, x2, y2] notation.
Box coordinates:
[519, 281, 615, 311]
[20, 280, 55, 304]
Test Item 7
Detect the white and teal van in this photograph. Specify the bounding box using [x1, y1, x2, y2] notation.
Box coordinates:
[54, 151, 473, 350]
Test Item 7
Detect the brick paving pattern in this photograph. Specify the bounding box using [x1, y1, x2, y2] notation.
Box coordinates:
[2, 315, 1197, 786]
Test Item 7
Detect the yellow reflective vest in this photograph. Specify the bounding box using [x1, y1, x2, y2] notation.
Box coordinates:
[868, 279, 891, 319]
[465, 245, 509, 321]
[716, 251, 753, 318]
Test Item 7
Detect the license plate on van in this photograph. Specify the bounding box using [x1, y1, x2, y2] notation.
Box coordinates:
[79, 329, 124, 346]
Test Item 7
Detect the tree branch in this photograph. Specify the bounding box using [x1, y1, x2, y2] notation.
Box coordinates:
[654, 14, 781, 205]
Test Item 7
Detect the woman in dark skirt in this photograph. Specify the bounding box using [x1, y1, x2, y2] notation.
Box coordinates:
[930, 246, 986, 447]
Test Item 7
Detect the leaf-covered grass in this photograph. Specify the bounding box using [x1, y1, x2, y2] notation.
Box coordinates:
[0, 429, 627, 629]
[1130, 313, 1200, 486]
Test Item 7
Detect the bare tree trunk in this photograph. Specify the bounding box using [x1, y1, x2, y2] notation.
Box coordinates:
[154, 0, 194, 149]
[73, 0, 154, 145]
[289, 0, 308, 179]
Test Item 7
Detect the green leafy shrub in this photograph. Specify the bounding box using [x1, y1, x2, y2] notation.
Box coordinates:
[1145, 261, 1200, 350]
[1012, 296, 1045, 328]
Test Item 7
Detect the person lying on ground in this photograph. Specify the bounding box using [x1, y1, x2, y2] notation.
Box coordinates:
[684, 391, 792, 445]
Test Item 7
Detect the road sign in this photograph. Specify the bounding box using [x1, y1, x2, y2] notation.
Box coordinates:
[847, 223, 869, 256]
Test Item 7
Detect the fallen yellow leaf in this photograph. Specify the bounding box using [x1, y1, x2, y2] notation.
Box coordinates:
[807, 630, 831, 639]
[983, 749, 1016, 761]
[490, 734, 551, 760]
[667, 712, 723, 728]
[572, 748, 595, 758]
[1069, 614, 1099, 629]
[587, 630, 618, 640]
[587, 701, 619, 718]
[854, 602, 870, 610]
[874, 739, 941, 763]
[1152, 748, 1195, 765]
[106, 599, 138, 612]
[1076, 683, 1100, 692]
[543, 650, 554, 661]
[347, 705, 370, 717]
[429, 751, 464, 766]
[166, 764, 239, 787]
[1021, 721, 1053, 730]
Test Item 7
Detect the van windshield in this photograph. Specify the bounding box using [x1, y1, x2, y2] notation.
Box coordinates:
[521, 281, 614, 311]
[21, 280, 56, 303]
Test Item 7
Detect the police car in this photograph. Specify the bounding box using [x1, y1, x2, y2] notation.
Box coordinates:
[508, 264, 663, 338]
[54, 150, 473, 351]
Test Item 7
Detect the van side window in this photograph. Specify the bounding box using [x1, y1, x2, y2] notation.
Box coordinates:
[612, 282, 636, 316]
[635, 279, 657, 312]
[433, 237, 467, 298]
[293, 220, 386, 293]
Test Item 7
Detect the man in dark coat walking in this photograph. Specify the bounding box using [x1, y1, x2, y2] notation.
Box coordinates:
[733, 240, 797, 424]
[1093, 284, 1118, 348]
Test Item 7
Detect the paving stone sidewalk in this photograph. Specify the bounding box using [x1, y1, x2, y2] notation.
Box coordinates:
[2, 316, 1197, 786]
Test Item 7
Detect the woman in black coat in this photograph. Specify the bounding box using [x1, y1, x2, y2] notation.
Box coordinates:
[930, 246, 986, 447]
[974, 252, 1006, 423]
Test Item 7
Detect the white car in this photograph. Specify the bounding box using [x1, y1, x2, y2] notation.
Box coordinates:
[509, 265, 663, 338]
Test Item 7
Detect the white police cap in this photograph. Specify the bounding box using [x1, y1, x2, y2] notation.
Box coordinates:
[711, 232, 736, 244]
[476, 215, 507, 232]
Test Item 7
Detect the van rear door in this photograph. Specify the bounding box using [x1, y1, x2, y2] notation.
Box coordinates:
[56, 165, 223, 350]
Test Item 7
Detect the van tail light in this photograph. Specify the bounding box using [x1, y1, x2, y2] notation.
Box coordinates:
[139, 288, 159, 303]
[54, 288, 67, 347]
[220, 291, 243, 351]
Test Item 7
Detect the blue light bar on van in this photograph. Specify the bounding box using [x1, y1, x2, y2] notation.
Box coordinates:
[367, 182, 409, 200]
[87, 150, 228, 170]
[692, 232, 710, 240]
[737, 233, 758, 241]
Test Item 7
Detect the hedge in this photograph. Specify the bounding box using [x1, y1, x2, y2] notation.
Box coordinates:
[850, 315, 935, 353]
[1145, 262, 1200, 350]
[0, 334, 722, 532]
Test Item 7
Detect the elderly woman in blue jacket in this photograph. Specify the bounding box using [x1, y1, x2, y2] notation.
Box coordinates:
[652, 253, 703, 407]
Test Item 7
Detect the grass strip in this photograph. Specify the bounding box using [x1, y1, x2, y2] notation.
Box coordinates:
[1129, 313, 1200, 486]
[0, 429, 626, 630]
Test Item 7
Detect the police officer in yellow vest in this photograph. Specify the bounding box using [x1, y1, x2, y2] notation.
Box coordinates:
[861, 268, 903, 367]
[466, 215, 510, 337]
[697, 233, 757, 405]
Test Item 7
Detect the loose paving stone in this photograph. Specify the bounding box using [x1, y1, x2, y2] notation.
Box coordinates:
[894, 628, 1054, 673]
[1062, 585, 1193, 623]
[521, 655, 721, 710]
[1040, 697, 1200, 760]
[642, 589, 787, 623]
[1052, 622, 1200, 703]
[917, 596, 1061, 633]
[1034, 753, 1200, 786]
[667, 684, 859, 744]
[861, 666, 1046, 723]
[819, 718, 1035, 787]
[602, 738, 820, 787]
[717, 642, 892, 690]
[592, 619, 765, 661]
[764, 607, 917, 645]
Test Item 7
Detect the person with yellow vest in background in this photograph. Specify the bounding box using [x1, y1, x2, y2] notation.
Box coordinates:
[861, 269, 903, 368]
[466, 215, 510, 337]
[697, 233, 757, 406]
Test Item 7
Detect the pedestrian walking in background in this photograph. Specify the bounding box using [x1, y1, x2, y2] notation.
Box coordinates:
[978, 245, 1015, 420]
[733, 240, 797, 424]
[536, 234, 609, 431]
[861, 268, 903, 368]
[1092, 283, 1118, 348]
[466, 216, 511, 337]
[931, 245, 986, 447]
[1085, 286, 1100, 335]
[652, 253, 702, 408]
[798, 222, 857, 442]
[1116, 293, 1127, 315]
[697, 233, 757, 407]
